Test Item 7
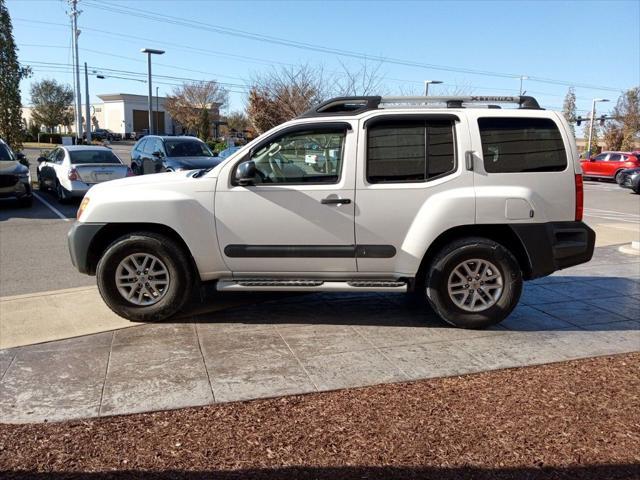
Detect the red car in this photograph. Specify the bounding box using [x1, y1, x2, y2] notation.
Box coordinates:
[580, 151, 640, 183]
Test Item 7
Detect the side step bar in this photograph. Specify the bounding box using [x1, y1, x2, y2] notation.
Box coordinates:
[216, 279, 407, 292]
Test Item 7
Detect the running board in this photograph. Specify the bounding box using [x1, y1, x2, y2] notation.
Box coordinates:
[216, 279, 407, 292]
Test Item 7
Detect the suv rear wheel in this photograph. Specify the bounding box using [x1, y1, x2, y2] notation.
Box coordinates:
[96, 232, 194, 321]
[425, 237, 522, 329]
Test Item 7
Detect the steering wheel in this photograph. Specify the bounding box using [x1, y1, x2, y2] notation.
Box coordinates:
[267, 144, 285, 180]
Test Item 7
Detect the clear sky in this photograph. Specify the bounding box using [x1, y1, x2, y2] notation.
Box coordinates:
[7, 0, 640, 134]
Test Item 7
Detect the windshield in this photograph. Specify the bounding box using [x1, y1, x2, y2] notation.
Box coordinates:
[69, 150, 122, 164]
[164, 139, 213, 157]
[0, 143, 16, 162]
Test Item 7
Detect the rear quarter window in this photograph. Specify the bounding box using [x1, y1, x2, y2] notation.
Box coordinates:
[478, 117, 567, 173]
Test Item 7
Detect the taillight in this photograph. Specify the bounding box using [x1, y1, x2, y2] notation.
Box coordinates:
[126, 167, 135, 177]
[68, 168, 80, 181]
[575, 174, 584, 221]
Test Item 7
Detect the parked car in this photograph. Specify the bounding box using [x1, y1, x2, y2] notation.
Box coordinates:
[84, 129, 121, 142]
[0, 138, 32, 207]
[616, 166, 640, 193]
[69, 95, 595, 328]
[130, 135, 222, 175]
[217, 146, 241, 159]
[37, 146, 132, 203]
[580, 151, 640, 183]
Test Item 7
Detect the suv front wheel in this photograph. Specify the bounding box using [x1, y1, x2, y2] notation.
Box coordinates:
[425, 237, 522, 329]
[96, 232, 194, 321]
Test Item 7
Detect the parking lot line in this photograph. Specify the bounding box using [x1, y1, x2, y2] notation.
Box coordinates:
[33, 191, 71, 222]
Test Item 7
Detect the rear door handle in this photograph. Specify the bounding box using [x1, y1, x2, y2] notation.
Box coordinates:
[321, 197, 351, 205]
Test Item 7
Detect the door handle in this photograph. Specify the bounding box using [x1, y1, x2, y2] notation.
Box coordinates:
[321, 197, 351, 205]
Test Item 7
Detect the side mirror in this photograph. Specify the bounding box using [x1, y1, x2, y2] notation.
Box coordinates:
[37, 156, 47, 163]
[235, 160, 256, 186]
[213, 151, 219, 157]
[152, 151, 163, 158]
[16, 153, 29, 167]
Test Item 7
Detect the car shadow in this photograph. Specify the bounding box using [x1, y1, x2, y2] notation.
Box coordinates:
[2, 464, 638, 480]
[173, 276, 639, 333]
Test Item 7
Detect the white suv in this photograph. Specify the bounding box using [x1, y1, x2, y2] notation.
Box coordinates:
[69, 96, 595, 328]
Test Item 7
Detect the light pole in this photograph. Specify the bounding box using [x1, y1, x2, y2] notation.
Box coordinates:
[587, 98, 609, 157]
[84, 62, 91, 143]
[141, 48, 165, 135]
[156, 86, 159, 134]
[424, 80, 443, 96]
[519, 76, 529, 96]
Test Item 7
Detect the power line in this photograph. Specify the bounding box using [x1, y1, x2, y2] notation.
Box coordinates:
[82, 0, 626, 93]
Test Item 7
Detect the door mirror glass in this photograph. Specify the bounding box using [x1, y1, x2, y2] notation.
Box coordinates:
[152, 150, 163, 158]
[235, 160, 256, 186]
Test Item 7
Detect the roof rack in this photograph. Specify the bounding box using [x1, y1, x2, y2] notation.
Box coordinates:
[298, 95, 541, 118]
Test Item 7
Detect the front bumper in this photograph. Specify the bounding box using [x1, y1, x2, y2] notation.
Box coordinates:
[511, 221, 596, 280]
[68, 222, 106, 274]
[0, 176, 32, 199]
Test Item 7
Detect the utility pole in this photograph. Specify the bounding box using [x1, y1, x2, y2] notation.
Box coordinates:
[519, 76, 528, 96]
[587, 98, 609, 157]
[68, 0, 83, 143]
[84, 62, 91, 143]
[156, 86, 159, 134]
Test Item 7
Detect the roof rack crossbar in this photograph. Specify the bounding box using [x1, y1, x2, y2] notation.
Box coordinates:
[298, 96, 382, 118]
[298, 95, 541, 119]
[380, 95, 541, 109]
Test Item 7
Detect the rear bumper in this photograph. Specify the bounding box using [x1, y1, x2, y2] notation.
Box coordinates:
[510, 221, 596, 280]
[68, 222, 106, 274]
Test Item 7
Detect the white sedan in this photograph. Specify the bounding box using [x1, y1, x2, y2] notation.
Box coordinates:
[37, 146, 132, 202]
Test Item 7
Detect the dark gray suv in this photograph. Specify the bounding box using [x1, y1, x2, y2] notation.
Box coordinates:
[130, 136, 221, 175]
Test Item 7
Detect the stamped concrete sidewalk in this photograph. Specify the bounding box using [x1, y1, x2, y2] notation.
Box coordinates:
[1, 244, 638, 423]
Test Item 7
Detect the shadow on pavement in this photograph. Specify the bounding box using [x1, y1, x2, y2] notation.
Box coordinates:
[1, 464, 638, 480]
[174, 275, 639, 332]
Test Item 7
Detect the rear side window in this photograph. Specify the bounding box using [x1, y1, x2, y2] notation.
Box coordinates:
[367, 120, 456, 183]
[478, 117, 567, 173]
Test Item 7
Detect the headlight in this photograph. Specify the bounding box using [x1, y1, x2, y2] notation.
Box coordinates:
[77, 197, 90, 220]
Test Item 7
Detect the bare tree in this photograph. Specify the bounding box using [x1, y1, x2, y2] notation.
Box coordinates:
[247, 64, 328, 134]
[223, 111, 250, 134]
[333, 60, 386, 96]
[165, 81, 228, 140]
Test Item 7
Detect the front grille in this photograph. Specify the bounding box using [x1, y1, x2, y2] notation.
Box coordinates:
[0, 175, 18, 188]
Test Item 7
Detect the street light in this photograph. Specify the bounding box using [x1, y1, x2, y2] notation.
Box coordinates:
[519, 76, 529, 96]
[141, 48, 165, 135]
[587, 98, 609, 157]
[424, 80, 443, 96]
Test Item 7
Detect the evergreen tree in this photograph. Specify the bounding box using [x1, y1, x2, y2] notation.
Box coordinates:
[0, 0, 31, 150]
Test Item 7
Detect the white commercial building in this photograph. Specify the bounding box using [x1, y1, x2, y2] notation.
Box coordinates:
[93, 93, 176, 137]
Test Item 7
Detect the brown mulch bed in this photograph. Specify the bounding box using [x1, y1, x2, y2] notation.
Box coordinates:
[1, 353, 639, 480]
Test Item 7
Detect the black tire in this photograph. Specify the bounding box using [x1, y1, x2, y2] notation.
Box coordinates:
[96, 232, 194, 322]
[37, 173, 47, 192]
[614, 170, 624, 185]
[424, 237, 523, 329]
[55, 181, 69, 204]
[131, 162, 141, 176]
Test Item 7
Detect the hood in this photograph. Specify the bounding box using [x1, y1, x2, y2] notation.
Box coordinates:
[165, 156, 221, 169]
[0, 160, 28, 175]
